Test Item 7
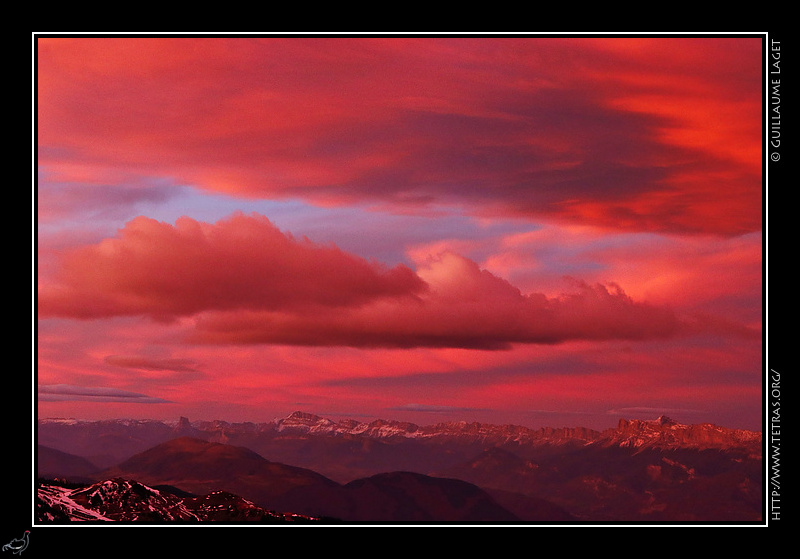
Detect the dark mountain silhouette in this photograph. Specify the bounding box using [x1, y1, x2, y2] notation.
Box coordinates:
[337, 471, 519, 522]
[38, 418, 185, 468]
[438, 446, 542, 493]
[101, 437, 342, 514]
[37, 445, 100, 482]
[440, 443, 762, 522]
[97, 436, 521, 522]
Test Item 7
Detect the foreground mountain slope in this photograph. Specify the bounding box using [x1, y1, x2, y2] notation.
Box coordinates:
[37, 445, 100, 482]
[337, 471, 519, 522]
[101, 436, 342, 512]
[98, 436, 522, 522]
[37, 478, 322, 523]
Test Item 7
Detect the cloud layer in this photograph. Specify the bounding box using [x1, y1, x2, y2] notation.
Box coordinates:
[39, 213, 687, 349]
[191, 253, 683, 349]
[35, 36, 764, 430]
[38, 212, 425, 320]
[37, 384, 171, 404]
[37, 37, 762, 235]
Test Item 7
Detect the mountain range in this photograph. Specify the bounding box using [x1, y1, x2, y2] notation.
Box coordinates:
[36, 412, 764, 523]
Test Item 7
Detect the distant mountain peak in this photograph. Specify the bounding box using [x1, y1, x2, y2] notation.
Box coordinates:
[607, 415, 760, 453]
[175, 416, 192, 431]
[285, 411, 324, 422]
[277, 411, 336, 433]
[40, 411, 762, 461]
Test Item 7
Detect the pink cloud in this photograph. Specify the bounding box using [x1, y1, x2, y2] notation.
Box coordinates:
[468, 223, 762, 336]
[103, 355, 200, 373]
[37, 37, 763, 235]
[189, 251, 683, 349]
[37, 212, 426, 320]
[38, 212, 691, 350]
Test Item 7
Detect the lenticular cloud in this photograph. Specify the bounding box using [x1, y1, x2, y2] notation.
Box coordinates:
[37, 212, 427, 320]
[191, 252, 682, 349]
[38, 212, 682, 349]
[37, 384, 171, 404]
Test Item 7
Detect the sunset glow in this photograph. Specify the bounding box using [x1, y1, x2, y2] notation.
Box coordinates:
[36, 34, 764, 431]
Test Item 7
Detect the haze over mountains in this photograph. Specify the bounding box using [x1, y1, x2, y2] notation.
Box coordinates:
[37, 412, 763, 523]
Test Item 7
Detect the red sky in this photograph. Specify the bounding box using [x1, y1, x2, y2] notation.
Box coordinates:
[36, 34, 764, 431]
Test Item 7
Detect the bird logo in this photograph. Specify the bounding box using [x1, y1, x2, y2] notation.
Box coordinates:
[2, 531, 29, 555]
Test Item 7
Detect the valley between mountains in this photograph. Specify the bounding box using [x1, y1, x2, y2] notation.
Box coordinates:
[37, 412, 764, 523]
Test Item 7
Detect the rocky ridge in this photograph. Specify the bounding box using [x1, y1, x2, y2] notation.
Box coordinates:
[39, 411, 762, 457]
[37, 477, 322, 523]
[603, 416, 762, 455]
[212, 411, 761, 452]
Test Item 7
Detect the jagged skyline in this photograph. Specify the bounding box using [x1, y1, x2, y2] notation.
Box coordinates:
[36, 409, 764, 523]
